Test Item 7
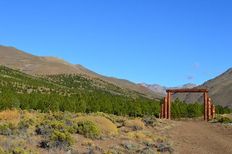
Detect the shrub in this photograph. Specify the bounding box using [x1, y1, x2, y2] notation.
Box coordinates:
[0, 123, 16, 136]
[5, 146, 37, 154]
[124, 119, 145, 131]
[143, 116, 157, 127]
[0, 123, 11, 136]
[0, 109, 20, 126]
[75, 116, 118, 137]
[35, 120, 52, 136]
[10, 147, 31, 154]
[36, 118, 75, 150]
[75, 120, 101, 139]
[18, 118, 34, 131]
[92, 112, 126, 128]
[49, 130, 74, 149]
[218, 117, 232, 123]
[127, 131, 153, 142]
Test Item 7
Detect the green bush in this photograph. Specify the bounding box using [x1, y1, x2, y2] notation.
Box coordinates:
[218, 117, 232, 123]
[216, 105, 232, 114]
[171, 99, 204, 118]
[0, 145, 36, 154]
[10, 147, 31, 154]
[18, 118, 34, 131]
[49, 130, 74, 149]
[75, 120, 101, 139]
[36, 118, 75, 150]
[0, 123, 16, 136]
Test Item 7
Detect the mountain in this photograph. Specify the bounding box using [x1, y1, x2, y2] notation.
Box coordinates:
[140, 83, 166, 96]
[141, 83, 197, 96]
[0, 45, 161, 99]
[179, 83, 198, 89]
[174, 68, 232, 107]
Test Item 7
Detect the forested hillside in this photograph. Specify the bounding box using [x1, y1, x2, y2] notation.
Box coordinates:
[0, 66, 160, 116]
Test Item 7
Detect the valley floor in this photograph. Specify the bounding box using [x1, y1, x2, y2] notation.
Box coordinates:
[167, 119, 232, 154]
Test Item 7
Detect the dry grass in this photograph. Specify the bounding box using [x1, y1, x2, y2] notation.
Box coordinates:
[81, 139, 94, 147]
[75, 116, 118, 136]
[124, 118, 145, 130]
[0, 109, 20, 126]
[0, 110, 174, 153]
[223, 114, 232, 119]
[126, 131, 152, 142]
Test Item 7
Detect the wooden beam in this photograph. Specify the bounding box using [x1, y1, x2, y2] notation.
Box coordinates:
[166, 88, 208, 93]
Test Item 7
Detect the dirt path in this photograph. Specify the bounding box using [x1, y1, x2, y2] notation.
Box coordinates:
[168, 120, 232, 154]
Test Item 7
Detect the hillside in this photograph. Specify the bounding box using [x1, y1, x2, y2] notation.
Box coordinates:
[0, 45, 161, 99]
[0, 65, 160, 116]
[174, 68, 232, 107]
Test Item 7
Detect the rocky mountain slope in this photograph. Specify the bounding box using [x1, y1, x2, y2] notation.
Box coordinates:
[141, 83, 197, 96]
[174, 68, 232, 107]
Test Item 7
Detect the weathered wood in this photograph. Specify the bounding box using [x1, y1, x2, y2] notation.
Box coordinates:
[164, 97, 168, 119]
[160, 88, 215, 122]
[167, 92, 171, 120]
[207, 98, 211, 121]
[161, 103, 164, 118]
[166, 88, 208, 93]
[204, 92, 208, 121]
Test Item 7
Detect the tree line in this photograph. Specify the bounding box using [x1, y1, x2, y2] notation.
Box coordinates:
[171, 98, 232, 119]
[0, 66, 231, 118]
[0, 87, 161, 117]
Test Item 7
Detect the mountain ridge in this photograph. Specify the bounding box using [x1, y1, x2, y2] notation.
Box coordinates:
[140, 83, 197, 96]
[0, 45, 161, 99]
[174, 68, 232, 107]
[1, 45, 231, 107]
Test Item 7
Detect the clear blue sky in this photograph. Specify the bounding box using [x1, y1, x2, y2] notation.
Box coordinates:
[0, 0, 231, 86]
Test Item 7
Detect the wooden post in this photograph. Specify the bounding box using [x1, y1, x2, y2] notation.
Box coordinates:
[207, 98, 211, 121]
[212, 104, 216, 119]
[161, 103, 164, 118]
[204, 92, 208, 121]
[167, 92, 171, 120]
[164, 97, 168, 119]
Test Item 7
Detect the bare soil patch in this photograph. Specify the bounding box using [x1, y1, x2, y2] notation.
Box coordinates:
[168, 120, 232, 154]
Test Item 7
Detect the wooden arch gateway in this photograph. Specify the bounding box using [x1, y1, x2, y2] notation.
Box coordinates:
[160, 88, 216, 121]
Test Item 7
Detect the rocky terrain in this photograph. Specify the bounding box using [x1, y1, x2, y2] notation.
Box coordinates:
[140, 83, 197, 96]
[173, 68, 232, 107]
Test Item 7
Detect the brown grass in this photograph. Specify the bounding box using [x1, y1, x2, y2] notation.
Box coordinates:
[0, 109, 21, 125]
[126, 130, 160, 143]
[124, 118, 145, 130]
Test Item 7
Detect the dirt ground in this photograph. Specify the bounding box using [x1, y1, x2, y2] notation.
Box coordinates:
[167, 120, 232, 154]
